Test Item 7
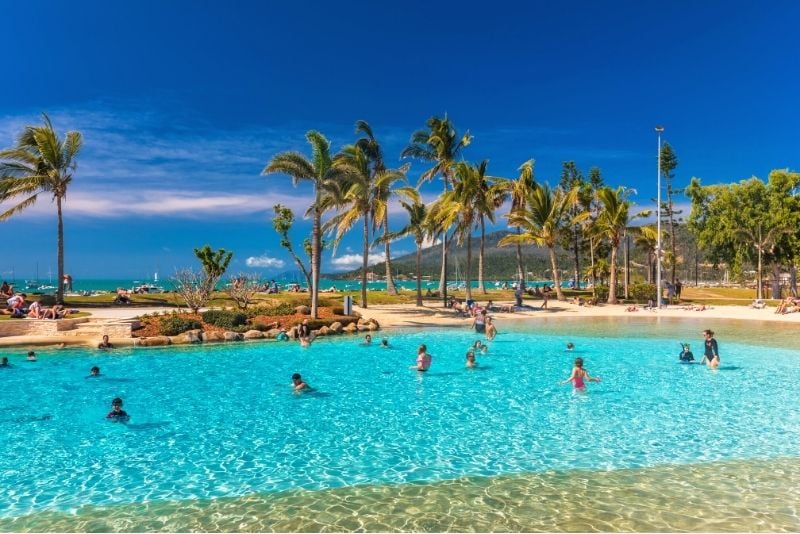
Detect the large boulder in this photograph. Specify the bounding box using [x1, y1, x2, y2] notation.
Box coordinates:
[357, 324, 369, 332]
[138, 336, 171, 347]
[243, 330, 265, 340]
[265, 328, 282, 339]
[367, 318, 380, 329]
[317, 325, 330, 336]
[223, 331, 244, 342]
[295, 305, 311, 315]
[366, 322, 378, 331]
[343, 322, 358, 334]
[329, 321, 343, 334]
[200, 331, 225, 343]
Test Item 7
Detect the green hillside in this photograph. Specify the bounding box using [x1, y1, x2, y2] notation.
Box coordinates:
[334, 230, 562, 281]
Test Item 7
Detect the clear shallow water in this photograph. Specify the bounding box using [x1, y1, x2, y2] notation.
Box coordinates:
[1, 318, 799, 528]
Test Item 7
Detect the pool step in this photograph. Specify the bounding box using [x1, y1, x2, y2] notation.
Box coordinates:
[63, 318, 137, 338]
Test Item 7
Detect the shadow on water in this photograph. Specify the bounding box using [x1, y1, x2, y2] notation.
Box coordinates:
[100, 377, 136, 383]
[125, 421, 172, 431]
[718, 365, 742, 371]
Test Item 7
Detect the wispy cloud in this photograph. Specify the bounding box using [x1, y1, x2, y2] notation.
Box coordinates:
[329, 249, 409, 272]
[245, 255, 286, 269]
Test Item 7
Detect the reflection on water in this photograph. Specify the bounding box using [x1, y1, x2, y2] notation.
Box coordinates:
[3, 458, 798, 532]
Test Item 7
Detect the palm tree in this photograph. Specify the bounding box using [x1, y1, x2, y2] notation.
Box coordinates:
[401, 115, 471, 303]
[381, 200, 431, 306]
[498, 183, 579, 301]
[473, 161, 504, 294]
[595, 187, 645, 304]
[499, 160, 536, 289]
[353, 121, 403, 296]
[0, 113, 82, 304]
[633, 225, 659, 283]
[323, 145, 415, 308]
[262, 131, 345, 319]
[431, 161, 483, 300]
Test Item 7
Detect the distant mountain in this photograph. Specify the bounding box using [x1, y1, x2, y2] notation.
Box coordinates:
[331, 230, 569, 281]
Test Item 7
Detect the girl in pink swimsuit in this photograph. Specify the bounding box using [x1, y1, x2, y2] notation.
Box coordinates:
[561, 357, 601, 392]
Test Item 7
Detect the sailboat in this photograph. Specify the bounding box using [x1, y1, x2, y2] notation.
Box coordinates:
[132, 270, 166, 294]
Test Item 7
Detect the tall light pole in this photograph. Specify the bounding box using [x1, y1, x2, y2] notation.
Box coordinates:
[655, 125, 664, 307]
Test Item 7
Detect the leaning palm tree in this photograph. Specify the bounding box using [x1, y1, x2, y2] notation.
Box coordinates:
[498, 183, 579, 301]
[633, 225, 659, 284]
[498, 160, 536, 289]
[595, 187, 646, 304]
[401, 115, 472, 302]
[262, 131, 344, 319]
[380, 200, 432, 307]
[0, 113, 82, 304]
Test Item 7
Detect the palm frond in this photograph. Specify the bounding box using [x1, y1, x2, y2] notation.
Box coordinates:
[0, 193, 39, 221]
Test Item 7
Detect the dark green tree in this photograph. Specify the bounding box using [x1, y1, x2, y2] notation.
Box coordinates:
[271, 204, 312, 290]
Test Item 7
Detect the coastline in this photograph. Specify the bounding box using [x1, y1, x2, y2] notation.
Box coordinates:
[0, 300, 797, 349]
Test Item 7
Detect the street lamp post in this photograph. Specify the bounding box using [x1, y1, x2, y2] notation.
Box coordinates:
[655, 125, 664, 307]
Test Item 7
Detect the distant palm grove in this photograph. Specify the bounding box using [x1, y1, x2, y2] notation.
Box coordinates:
[2, 114, 799, 317]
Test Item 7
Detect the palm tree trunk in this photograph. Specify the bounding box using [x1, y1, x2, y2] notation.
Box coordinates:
[416, 242, 423, 307]
[756, 244, 763, 300]
[310, 193, 321, 319]
[56, 196, 65, 305]
[361, 215, 369, 308]
[590, 238, 597, 297]
[572, 226, 580, 287]
[608, 240, 619, 304]
[516, 228, 525, 290]
[478, 216, 486, 294]
[549, 247, 565, 301]
[465, 230, 473, 300]
[383, 217, 398, 295]
[438, 179, 448, 299]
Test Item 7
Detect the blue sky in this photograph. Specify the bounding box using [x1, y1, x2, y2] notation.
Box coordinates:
[1, 0, 798, 279]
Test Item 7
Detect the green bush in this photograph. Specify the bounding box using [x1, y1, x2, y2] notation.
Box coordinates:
[630, 283, 656, 303]
[201, 309, 247, 328]
[249, 322, 272, 332]
[159, 316, 202, 336]
[595, 285, 609, 302]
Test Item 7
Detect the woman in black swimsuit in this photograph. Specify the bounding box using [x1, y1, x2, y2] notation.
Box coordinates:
[701, 329, 720, 368]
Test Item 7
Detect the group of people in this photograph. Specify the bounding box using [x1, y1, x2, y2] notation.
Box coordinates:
[678, 330, 720, 367]
[2, 291, 72, 319]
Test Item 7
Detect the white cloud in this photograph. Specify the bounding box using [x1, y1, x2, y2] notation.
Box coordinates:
[330, 251, 390, 271]
[245, 255, 285, 268]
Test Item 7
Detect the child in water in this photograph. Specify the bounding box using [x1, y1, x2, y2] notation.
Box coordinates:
[465, 350, 477, 368]
[106, 397, 129, 422]
[561, 357, 601, 392]
[27, 351, 37, 362]
[88, 366, 101, 377]
[292, 373, 311, 393]
[679, 343, 695, 363]
[411, 344, 432, 371]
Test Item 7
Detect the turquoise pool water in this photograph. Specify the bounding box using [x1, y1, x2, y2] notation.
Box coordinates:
[2, 318, 799, 524]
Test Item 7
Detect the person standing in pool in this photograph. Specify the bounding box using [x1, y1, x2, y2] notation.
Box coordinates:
[106, 397, 129, 422]
[411, 344, 432, 372]
[701, 330, 720, 368]
[98, 335, 114, 350]
[363, 334, 372, 345]
[465, 350, 477, 368]
[485, 316, 497, 341]
[472, 309, 487, 334]
[560, 357, 601, 392]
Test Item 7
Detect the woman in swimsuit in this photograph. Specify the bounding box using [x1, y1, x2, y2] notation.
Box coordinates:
[700, 329, 720, 368]
[561, 357, 601, 392]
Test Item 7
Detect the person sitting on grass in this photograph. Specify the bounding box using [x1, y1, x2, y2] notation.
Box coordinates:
[27, 300, 44, 319]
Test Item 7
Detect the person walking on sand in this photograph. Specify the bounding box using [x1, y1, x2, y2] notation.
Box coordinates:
[700, 329, 720, 368]
[560, 357, 601, 392]
[541, 285, 551, 309]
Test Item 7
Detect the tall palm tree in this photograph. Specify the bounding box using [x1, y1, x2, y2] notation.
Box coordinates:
[634, 225, 659, 284]
[323, 145, 416, 308]
[499, 160, 536, 289]
[431, 161, 483, 300]
[381, 200, 432, 307]
[401, 115, 471, 302]
[472, 161, 504, 294]
[353, 120, 402, 295]
[595, 187, 644, 304]
[498, 183, 579, 301]
[262, 131, 344, 319]
[0, 113, 82, 304]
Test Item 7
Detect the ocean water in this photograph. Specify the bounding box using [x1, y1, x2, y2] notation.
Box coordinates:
[1, 318, 798, 530]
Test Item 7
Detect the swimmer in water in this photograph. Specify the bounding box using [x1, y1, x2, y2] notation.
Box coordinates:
[566, 342, 575, 351]
[465, 350, 477, 368]
[106, 397, 129, 422]
[88, 366, 101, 377]
[27, 351, 37, 362]
[98, 335, 114, 350]
[679, 343, 695, 363]
[472, 340, 488, 353]
[0, 357, 10, 367]
[364, 334, 372, 345]
[292, 373, 311, 393]
[381, 338, 389, 348]
[560, 357, 601, 392]
[485, 316, 497, 341]
[410, 344, 432, 372]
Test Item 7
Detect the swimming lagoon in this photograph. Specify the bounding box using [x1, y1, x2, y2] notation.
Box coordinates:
[1, 317, 799, 531]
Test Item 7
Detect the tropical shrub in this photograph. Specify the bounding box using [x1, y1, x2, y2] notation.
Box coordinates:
[630, 283, 657, 303]
[159, 316, 202, 336]
[201, 309, 247, 328]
